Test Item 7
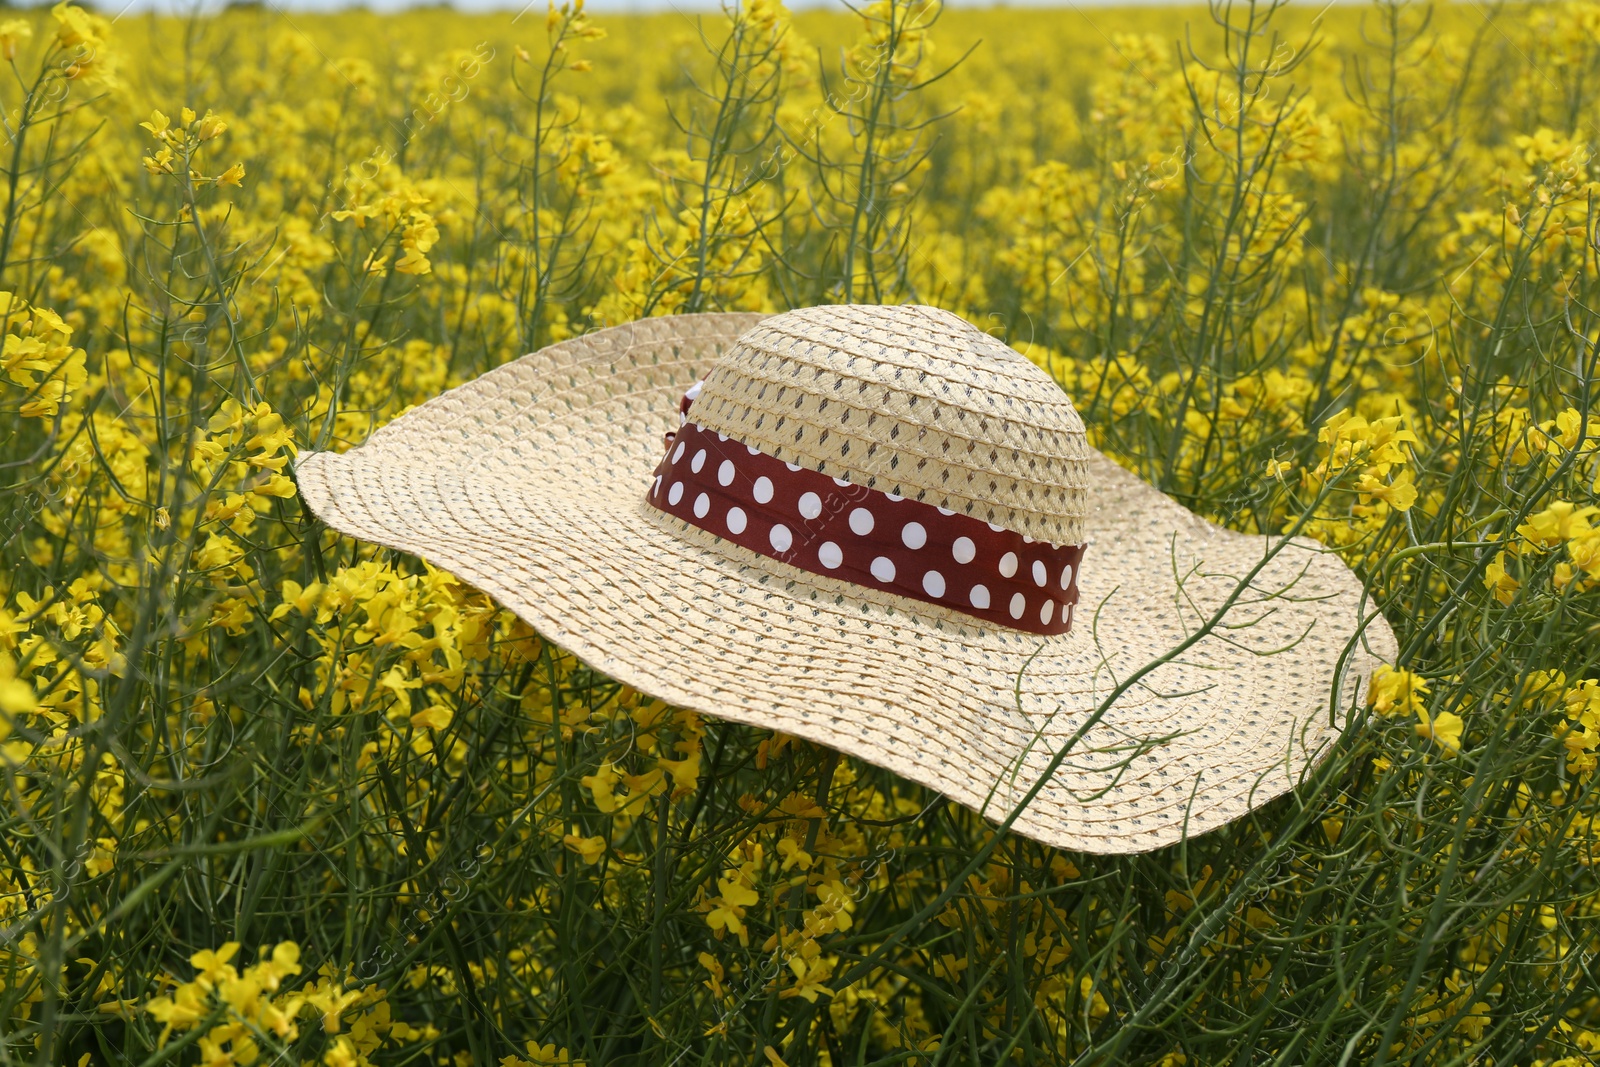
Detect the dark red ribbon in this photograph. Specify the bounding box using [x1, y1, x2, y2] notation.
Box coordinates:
[645, 422, 1085, 634]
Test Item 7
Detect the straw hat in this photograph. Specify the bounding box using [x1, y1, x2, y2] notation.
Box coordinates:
[293, 304, 1395, 854]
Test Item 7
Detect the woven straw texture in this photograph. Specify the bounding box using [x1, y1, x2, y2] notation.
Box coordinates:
[294, 307, 1396, 855]
[693, 305, 1092, 544]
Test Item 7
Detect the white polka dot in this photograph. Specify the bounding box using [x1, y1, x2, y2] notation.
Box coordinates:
[987, 522, 1005, 532]
[652, 475, 662, 497]
[1032, 560, 1047, 587]
[936, 507, 954, 516]
[1040, 600, 1054, 625]
[770, 524, 793, 552]
[1009, 593, 1026, 620]
[718, 460, 735, 487]
[886, 492, 903, 502]
[747, 445, 760, 455]
[672, 441, 686, 463]
[833, 477, 851, 487]
[753, 477, 774, 504]
[922, 571, 945, 598]
[798, 492, 823, 520]
[693, 493, 710, 518]
[969, 584, 991, 610]
[870, 557, 896, 583]
[901, 522, 927, 550]
[951, 537, 976, 564]
[999, 552, 1018, 578]
[785, 462, 801, 472]
[685, 380, 703, 400]
[726, 507, 747, 534]
[668, 482, 684, 506]
[1065, 603, 1073, 628]
[691, 449, 707, 473]
[1023, 535, 1035, 544]
[818, 541, 842, 568]
[849, 508, 875, 536]
[716, 432, 728, 442]
[1060, 564, 1074, 590]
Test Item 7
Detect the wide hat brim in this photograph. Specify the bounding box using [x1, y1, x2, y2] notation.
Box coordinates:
[293, 312, 1396, 854]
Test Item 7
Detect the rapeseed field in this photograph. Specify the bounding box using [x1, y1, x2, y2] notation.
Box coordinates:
[1, 0, 1599, 1062]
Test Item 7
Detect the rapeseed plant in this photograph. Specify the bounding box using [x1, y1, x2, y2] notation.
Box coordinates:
[0, 0, 1599, 1063]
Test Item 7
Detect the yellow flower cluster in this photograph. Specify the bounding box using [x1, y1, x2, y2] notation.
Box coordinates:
[140, 106, 242, 187]
[1, 293, 86, 420]
[1299, 411, 1421, 551]
[1370, 665, 1430, 718]
[143, 942, 437, 1067]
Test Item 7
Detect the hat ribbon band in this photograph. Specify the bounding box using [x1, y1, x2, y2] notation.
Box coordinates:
[645, 421, 1085, 635]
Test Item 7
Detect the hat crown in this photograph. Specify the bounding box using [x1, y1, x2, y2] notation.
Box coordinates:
[689, 304, 1092, 545]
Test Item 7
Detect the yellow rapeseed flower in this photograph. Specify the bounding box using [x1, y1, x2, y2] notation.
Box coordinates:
[0, 20, 32, 61]
[1484, 552, 1520, 606]
[1357, 469, 1418, 511]
[1415, 710, 1465, 755]
[1369, 665, 1430, 718]
[562, 833, 606, 865]
[0, 631, 37, 727]
[1517, 501, 1598, 549]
